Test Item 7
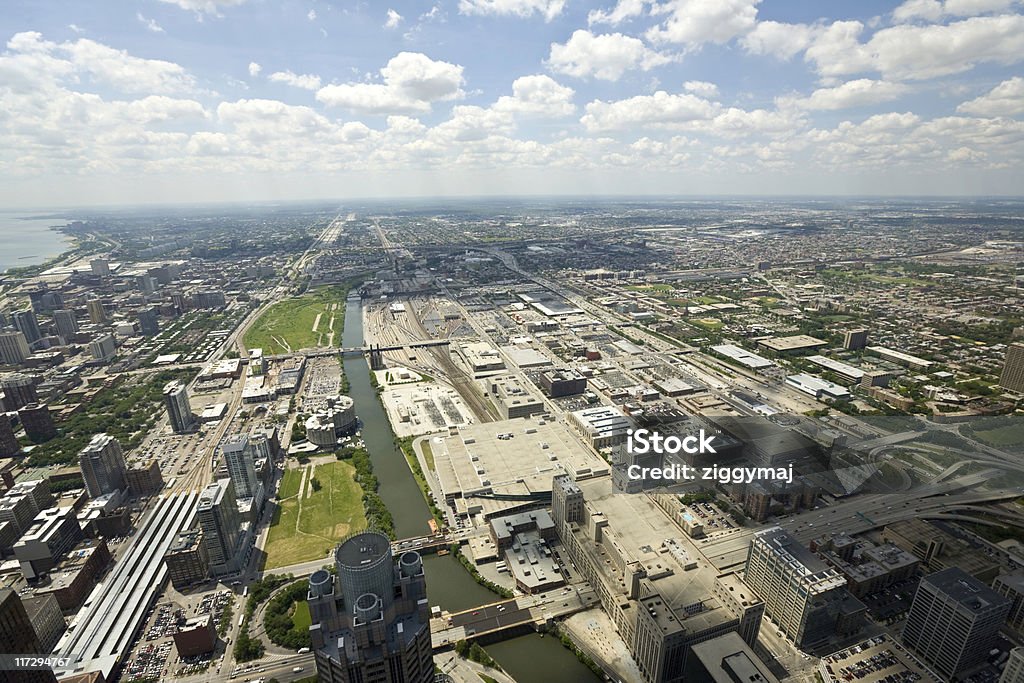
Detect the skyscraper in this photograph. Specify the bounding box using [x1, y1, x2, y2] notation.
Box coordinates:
[843, 329, 868, 350]
[12, 309, 41, 345]
[52, 309, 78, 343]
[902, 567, 1010, 680]
[78, 433, 128, 498]
[1000, 343, 1024, 393]
[0, 330, 30, 365]
[18, 403, 56, 443]
[86, 297, 106, 324]
[163, 380, 195, 433]
[0, 372, 39, 410]
[0, 413, 19, 457]
[197, 479, 244, 575]
[137, 307, 160, 336]
[309, 531, 433, 683]
[0, 589, 59, 683]
[89, 258, 110, 277]
[221, 434, 259, 500]
[743, 527, 847, 649]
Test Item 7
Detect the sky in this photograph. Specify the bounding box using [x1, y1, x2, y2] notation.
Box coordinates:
[1, 0, 1024, 208]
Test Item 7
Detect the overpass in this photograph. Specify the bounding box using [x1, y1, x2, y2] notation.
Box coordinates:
[430, 587, 595, 649]
[264, 339, 451, 361]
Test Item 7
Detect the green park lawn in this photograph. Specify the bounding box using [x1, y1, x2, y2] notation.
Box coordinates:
[264, 461, 367, 569]
[242, 286, 347, 354]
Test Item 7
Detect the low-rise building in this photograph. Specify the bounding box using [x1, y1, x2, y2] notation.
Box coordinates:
[34, 538, 111, 610]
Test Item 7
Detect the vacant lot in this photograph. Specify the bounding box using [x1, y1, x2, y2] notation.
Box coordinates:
[264, 460, 367, 569]
[243, 286, 347, 354]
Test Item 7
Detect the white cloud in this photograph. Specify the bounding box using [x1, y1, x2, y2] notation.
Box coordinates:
[248, 61, 261, 77]
[307, 9, 317, 21]
[316, 52, 465, 114]
[645, 0, 761, 48]
[385, 9, 404, 29]
[157, 0, 248, 15]
[587, 0, 649, 25]
[893, 0, 1020, 22]
[787, 79, 909, 111]
[581, 90, 718, 131]
[137, 13, 166, 33]
[683, 80, 718, 97]
[492, 74, 575, 117]
[741, 21, 816, 60]
[807, 15, 1024, 80]
[2, 33, 196, 94]
[547, 30, 673, 81]
[957, 77, 1024, 116]
[457, 0, 566, 22]
[268, 70, 322, 90]
[68, 24, 85, 34]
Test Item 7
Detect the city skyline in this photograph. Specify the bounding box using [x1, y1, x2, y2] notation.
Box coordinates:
[0, 0, 1023, 207]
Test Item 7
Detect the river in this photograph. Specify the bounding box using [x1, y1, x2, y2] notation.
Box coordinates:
[341, 296, 600, 682]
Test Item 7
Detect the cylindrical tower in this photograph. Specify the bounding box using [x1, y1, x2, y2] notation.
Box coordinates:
[354, 593, 382, 623]
[309, 569, 333, 597]
[398, 551, 422, 578]
[335, 530, 394, 611]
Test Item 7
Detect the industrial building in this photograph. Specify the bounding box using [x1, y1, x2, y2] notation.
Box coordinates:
[458, 341, 506, 377]
[489, 510, 562, 594]
[786, 373, 852, 401]
[711, 343, 775, 370]
[432, 418, 608, 520]
[487, 375, 545, 419]
[568, 405, 635, 449]
[539, 368, 588, 397]
[806, 355, 865, 383]
[309, 531, 434, 683]
[758, 335, 828, 354]
[866, 346, 933, 369]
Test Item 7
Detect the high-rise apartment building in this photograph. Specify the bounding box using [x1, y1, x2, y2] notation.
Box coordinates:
[309, 531, 434, 683]
[89, 334, 117, 362]
[86, 297, 106, 324]
[744, 527, 848, 649]
[197, 479, 244, 575]
[0, 413, 18, 457]
[221, 434, 259, 500]
[1000, 343, 1024, 393]
[994, 573, 1024, 633]
[12, 309, 42, 345]
[902, 568, 1010, 680]
[843, 329, 869, 350]
[52, 309, 78, 342]
[78, 433, 128, 498]
[89, 258, 110, 277]
[0, 330, 30, 365]
[137, 307, 160, 336]
[0, 371, 38, 409]
[163, 380, 195, 434]
[18, 403, 56, 443]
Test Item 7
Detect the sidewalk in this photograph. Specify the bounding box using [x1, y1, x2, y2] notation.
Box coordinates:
[435, 651, 518, 683]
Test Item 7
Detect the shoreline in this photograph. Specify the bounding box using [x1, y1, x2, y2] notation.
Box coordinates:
[0, 223, 81, 277]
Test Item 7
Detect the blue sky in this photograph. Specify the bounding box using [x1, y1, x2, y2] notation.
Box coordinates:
[1, 0, 1023, 207]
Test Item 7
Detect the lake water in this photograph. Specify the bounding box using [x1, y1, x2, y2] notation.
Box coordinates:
[0, 213, 72, 273]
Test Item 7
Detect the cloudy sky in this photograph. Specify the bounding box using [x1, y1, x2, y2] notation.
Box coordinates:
[2, 0, 1024, 207]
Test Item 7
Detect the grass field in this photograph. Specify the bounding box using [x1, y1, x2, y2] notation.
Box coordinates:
[264, 461, 367, 569]
[291, 600, 311, 632]
[421, 440, 436, 471]
[243, 286, 347, 354]
[971, 424, 1024, 448]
